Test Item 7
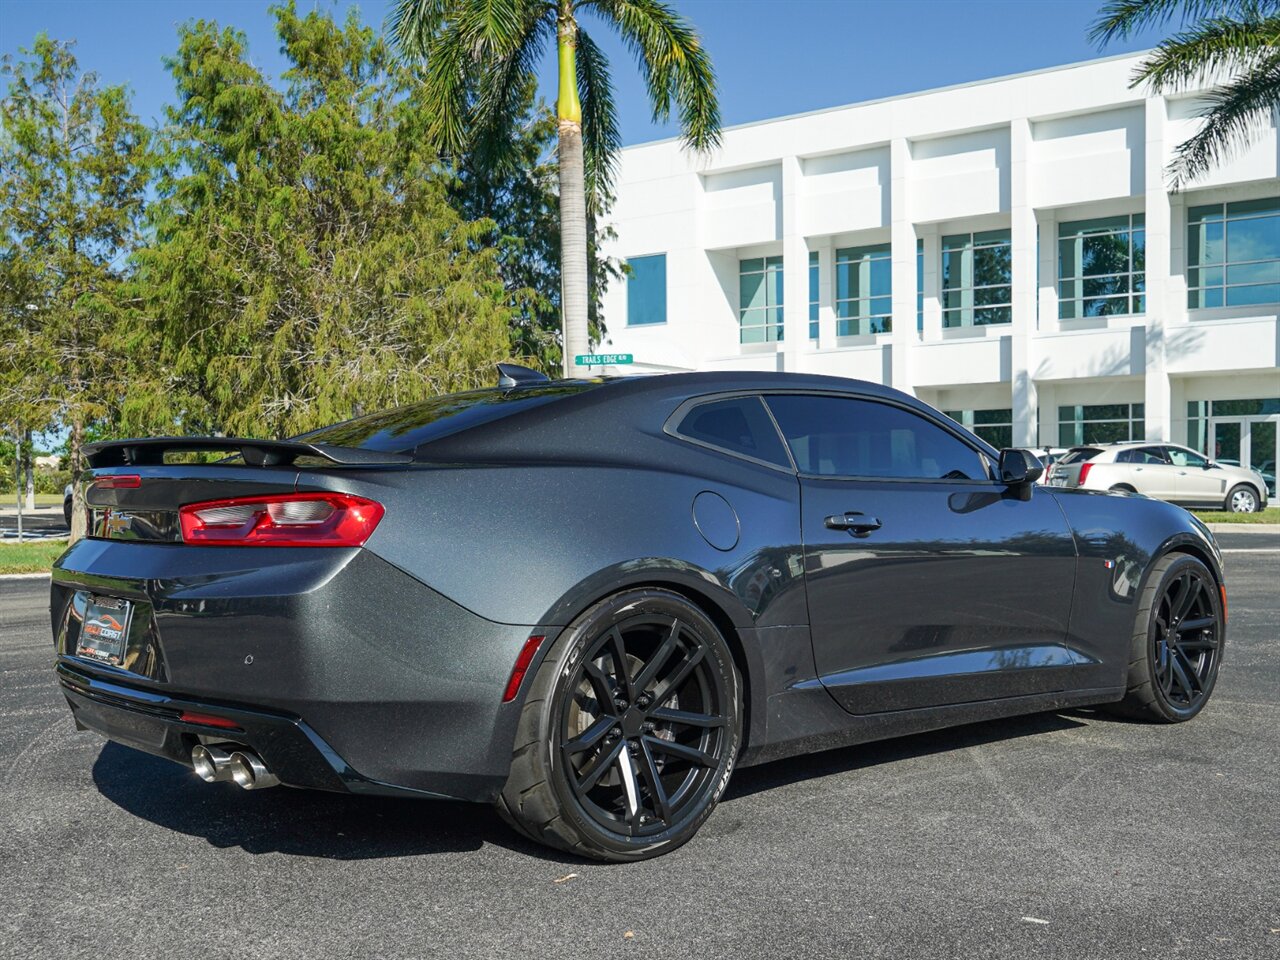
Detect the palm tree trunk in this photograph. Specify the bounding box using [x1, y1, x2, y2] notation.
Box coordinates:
[557, 13, 589, 379]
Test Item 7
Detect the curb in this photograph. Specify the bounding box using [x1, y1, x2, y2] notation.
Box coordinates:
[0, 571, 52, 581]
[1205, 523, 1280, 533]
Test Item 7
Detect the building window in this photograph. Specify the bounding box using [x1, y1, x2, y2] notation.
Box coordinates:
[941, 229, 1012, 328]
[809, 251, 819, 340]
[943, 408, 1013, 449]
[625, 254, 666, 326]
[740, 255, 784, 343]
[835, 243, 892, 335]
[1059, 403, 1144, 445]
[916, 239, 924, 333]
[1188, 197, 1280, 308]
[1058, 214, 1145, 318]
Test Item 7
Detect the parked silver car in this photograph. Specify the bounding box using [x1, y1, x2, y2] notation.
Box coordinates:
[1046, 441, 1270, 513]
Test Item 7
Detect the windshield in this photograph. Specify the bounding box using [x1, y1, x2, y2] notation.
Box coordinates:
[295, 383, 600, 453]
[1060, 447, 1103, 464]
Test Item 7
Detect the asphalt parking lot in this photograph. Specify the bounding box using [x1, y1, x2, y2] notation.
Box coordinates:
[1, 532, 1276, 960]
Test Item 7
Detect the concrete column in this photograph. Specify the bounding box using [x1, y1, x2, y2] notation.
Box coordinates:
[1036, 382, 1057, 449]
[889, 137, 916, 393]
[1009, 117, 1038, 447]
[1038, 211, 1057, 333]
[921, 223, 942, 342]
[780, 156, 808, 370]
[817, 236, 836, 352]
[1144, 96, 1172, 441]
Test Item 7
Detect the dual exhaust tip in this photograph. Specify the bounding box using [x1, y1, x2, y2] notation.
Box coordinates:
[191, 744, 280, 790]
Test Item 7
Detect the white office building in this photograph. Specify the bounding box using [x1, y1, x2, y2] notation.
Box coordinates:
[598, 52, 1279, 491]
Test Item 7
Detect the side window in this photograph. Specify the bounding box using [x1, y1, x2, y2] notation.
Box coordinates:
[764, 394, 989, 480]
[1116, 449, 1135, 464]
[1166, 446, 1208, 468]
[673, 396, 791, 468]
[1137, 447, 1169, 464]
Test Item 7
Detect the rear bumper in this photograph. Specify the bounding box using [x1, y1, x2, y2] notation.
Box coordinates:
[51, 541, 551, 802]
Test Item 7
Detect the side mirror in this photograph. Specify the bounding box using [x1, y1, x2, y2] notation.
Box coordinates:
[999, 448, 1044, 491]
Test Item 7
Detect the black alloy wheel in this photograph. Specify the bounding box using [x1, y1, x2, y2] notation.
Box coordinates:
[1108, 553, 1223, 722]
[498, 589, 741, 861]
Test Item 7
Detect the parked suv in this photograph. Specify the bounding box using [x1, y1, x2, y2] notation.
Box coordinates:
[1046, 441, 1270, 513]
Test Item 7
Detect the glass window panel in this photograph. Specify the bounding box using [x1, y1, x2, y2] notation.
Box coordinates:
[740, 271, 765, 310]
[974, 306, 1011, 326]
[1188, 204, 1223, 224]
[1226, 196, 1280, 217]
[1193, 221, 1225, 265]
[740, 257, 763, 273]
[1226, 215, 1279, 264]
[1226, 260, 1280, 285]
[973, 408, 1013, 426]
[765, 255, 783, 268]
[941, 250, 967, 289]
[1082, 421, 1130, 444]
[1190, 286, 1224, 309]
[1081, 232, 1133, 277]
[869, 258, 892, 297]
[973, 246, 1012, 286]
[974, 285, 1012, 307]
[941, 234, 970, 252]
[870, 296, 892, 317]
[973, 228, 1011, 245]
[870, 316, 892, 334]
[975, 425, 1012, 449]
[676, 396, 791, 467]
[1225, 282, 1280, 306]
[768, 266, 784, 306]
[1083, 275, 1130, 298]
[626, 254, 667, 326]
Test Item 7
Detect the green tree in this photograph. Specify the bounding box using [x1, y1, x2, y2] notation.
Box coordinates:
[391, 0, 720, 376]
[1091, 0, 1280, 184]
[128, 3, 519, 439]
[0, 35, 152, 475]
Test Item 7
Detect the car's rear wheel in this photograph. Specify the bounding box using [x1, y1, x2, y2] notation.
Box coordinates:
[497, 588, 741, 861]
[1224, 483, 1258, 513]
[1106, 553, 1223, 722]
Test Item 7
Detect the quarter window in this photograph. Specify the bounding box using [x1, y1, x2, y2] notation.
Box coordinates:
[626, 254, 667, 326]
[673, 396, 791, 468]
[941, 229, 1012, 328]
[739, 256, 784, 344]
[1187, 197, 1280, 308]
[1058, 214, 1145, 318]
[835, 243, 892, 335]
[764, 395, 988, 480]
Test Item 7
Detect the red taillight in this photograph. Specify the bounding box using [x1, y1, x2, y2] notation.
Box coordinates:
[502, 635, 547, 703]
[92, 474, 141, 489]
[1078, 462, 1094, 485]
[179, 711, 241, 730]
[178, 493, 384, 547]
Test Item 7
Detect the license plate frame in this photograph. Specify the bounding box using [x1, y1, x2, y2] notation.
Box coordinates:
[77, 595, 134, 667]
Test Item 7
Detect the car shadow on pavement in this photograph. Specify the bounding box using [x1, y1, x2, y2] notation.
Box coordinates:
[723, 711, 1088, 802]
[90, 741, 559, 861]
[91, 712, 1088, 863]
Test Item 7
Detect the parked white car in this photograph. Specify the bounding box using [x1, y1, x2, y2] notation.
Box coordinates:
[1046, 441, 1270, 513]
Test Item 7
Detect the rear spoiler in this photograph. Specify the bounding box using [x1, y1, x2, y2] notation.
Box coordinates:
[82, 436, 413, 468]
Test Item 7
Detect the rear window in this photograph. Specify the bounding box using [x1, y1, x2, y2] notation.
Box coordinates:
[673, 396, 791, 468]
[1060, 447, 1103, 464]
[295, 383, 600, 453]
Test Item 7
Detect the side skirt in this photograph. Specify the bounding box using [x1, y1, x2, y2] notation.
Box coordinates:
[737, 685, 1126, 769]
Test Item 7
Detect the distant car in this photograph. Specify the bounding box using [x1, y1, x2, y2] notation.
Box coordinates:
[1034, 447, 1070, 485]
[1217, 459, 1275, 498]
[1047, 442, 1269, 513]
[63, 483, 73, 528]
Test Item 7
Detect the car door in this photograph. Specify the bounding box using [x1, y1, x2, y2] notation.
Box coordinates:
[1164, 445, 1225, 505]
[763, 393, 1081, 715]
[1121, 446, 1177, 499]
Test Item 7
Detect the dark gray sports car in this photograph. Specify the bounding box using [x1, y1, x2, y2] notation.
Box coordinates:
[51, 368, 1226, 860]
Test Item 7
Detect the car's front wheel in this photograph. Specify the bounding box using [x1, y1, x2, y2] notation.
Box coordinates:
[1107, 553, 1223, 722]
[497, 588, 742, 861]
[1224, 483, 1259, 513]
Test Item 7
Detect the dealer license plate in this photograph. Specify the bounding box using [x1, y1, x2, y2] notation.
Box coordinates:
[77, 596, 133, 667]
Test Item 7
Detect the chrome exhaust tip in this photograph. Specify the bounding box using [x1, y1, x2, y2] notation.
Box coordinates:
[228, 750, 280, 790]
[191, 744, 235, 783]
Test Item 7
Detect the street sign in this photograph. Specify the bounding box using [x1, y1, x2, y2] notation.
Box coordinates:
[574, 353, 633, 366]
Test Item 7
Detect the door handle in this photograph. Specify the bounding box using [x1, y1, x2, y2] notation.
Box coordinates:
[825, 512, 882, 535]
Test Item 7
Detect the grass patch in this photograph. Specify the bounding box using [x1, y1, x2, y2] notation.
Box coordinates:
[0, 538, 67, 574]
[2, 493, 64, 507]
[1190, 506, 1280, 524]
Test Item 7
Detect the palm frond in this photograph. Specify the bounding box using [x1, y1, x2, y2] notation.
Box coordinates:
[388, 0, 452, 59]
[471, 15, 552, 174]
[1089, 0, 1264, 46]
[1135, 12, 1280, 90]
[584, 0, 721, 153]
[575, 28, 621, 209]
[1167, 49, 1280, 184]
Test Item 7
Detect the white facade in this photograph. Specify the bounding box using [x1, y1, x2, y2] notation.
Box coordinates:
[599, 53, 1280, 482]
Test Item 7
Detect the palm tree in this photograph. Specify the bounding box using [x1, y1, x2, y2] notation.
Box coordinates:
[1090, 0, 1280, 186]
[391, 0, 720, 377]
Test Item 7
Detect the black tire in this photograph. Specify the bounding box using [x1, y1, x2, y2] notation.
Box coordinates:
[1105, 553, 1223, 722]
[63, 496, 73, 529]
[496, 588, 742, 861]
[1224, 483, 1259, 514]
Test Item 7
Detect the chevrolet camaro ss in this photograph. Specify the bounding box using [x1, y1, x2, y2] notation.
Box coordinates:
[51, 368, 1226, 860]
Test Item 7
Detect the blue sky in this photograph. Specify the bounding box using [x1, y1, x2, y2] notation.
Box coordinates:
[1, 0, 1167, 146]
